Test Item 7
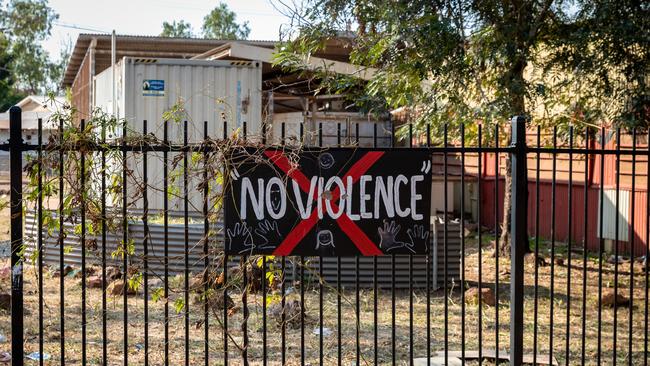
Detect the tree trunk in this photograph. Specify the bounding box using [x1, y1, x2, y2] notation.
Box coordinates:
[498, 158, 512, 255]
[498, 56, 528, 256]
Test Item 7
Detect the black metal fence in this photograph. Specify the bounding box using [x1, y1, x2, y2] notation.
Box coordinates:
[3, 106, 649, 365]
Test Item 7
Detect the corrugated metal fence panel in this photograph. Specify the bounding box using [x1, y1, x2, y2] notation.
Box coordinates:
[24, 212, 220, 277]
[431, 217, 462, 288]
[24, 213, 461, 289]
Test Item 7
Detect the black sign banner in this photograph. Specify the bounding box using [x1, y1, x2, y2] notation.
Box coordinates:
[224, 147, 432, 256]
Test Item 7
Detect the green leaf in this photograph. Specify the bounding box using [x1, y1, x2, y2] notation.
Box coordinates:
[151, 287, 164, 302]
[128, 272, 142, 292]
[174, 298, 185, 314]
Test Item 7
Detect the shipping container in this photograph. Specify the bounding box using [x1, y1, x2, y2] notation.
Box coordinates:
[93, 57, 263, 141]
[93, 57, 263, 211]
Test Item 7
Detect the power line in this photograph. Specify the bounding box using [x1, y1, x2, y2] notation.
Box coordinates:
[53, 21, 110, 34]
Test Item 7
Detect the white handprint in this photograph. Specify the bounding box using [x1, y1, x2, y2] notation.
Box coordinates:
[378, 220, 409, 252]
[254, 219, 282, 249]
[226, 222, 254, 254]
[406, 224, 429, 253]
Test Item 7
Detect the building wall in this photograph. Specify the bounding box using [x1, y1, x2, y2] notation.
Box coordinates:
[71, 51, 92, 123]
[477, 131, 650, 257]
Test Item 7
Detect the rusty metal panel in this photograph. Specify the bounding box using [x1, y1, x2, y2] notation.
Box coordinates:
[631, 190, 649, 256]
[71, 52, 92, 123]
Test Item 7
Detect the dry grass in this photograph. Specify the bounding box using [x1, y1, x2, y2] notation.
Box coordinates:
[0, 231, 648, 365]
[0, 206, 10, 242]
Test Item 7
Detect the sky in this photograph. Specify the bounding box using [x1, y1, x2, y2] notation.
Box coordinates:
[43, 0, 294, 62]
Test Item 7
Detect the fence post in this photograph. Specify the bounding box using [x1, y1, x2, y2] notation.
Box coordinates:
[510, 116, 527, 366]
[9, 106, 24, 366]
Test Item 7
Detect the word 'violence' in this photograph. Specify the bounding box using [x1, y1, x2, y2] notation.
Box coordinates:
[239, 174, 426, 221]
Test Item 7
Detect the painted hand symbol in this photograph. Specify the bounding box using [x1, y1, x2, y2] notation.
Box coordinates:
[226, 222, 254, 254]
[378, 220, 408, 252]
[254, 220, 282, 249]
[406, 225, 429, 253]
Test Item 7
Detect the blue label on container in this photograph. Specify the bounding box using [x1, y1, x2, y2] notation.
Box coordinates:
[142, 79, 164, 96]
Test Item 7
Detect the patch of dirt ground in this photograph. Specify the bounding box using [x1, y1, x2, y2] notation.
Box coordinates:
[0, 223, 647, 365]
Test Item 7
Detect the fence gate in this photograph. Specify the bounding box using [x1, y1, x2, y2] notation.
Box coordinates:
[5, 106, 650, 365]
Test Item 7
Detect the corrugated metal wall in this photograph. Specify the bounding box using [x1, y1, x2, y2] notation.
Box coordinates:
[481, 178, 648, 256]
[476, 130, 649, 257]
[24, 213, 460, 289]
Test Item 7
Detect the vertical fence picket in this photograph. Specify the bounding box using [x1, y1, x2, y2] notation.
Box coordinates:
[550, 126, 557, 363]
[59, 116, 65, 366]
[391, 119, 396, 366]
[202, 120, 209, 366]
[426, 123, 431, 366]
[460, 123, 465, 366]
[356, 122, 361, 366]
[37, 117, 43, 366]
[566, 126, 573, 366]
[142, 120, 149, 366]
[276, 122, 288, 365]
[183, 120, 190, 366]
[299, 122, 305, 366]
[222, 120, 228, 366]
[533, 126, 541, 366]
[9, 106, 24, 366]
[101, 112, 108, 366]
[318, 122, 324, 366]
[443, 123, 449, 365]
[121, 118, 128, 366]
[373, 122, 379, 366]
[597, 127, 605, 365]
[409, 123, 414, 366]
[613, 128, 621, 364]
[80, 119, 87, 366]
[494, 124, 499, 362]
[629, 128, 636, 366]
[509, 116, 527, 366]
[581, 129, 589, 366]
[163, 120, 170, 366]
[646, 131, 650, 366]
[477, 124, 483, 366]
[337, 122, 343, 366]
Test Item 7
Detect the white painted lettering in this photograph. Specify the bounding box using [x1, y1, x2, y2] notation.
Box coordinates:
[394, 175, 411, 217]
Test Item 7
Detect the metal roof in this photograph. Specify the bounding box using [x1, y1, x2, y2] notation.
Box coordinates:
[195, 42, 376, 80]
[62, 33, 277, 87]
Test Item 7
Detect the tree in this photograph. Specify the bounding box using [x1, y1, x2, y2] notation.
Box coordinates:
[45, 37, 72, 94]
[0, 0, 59, 95]
[160, 20, 194, 38]
[0, 36, 23, 111]
[547, 0, 649, 130]
[201, 2, 250, 40]
[275, 0, 648, 255]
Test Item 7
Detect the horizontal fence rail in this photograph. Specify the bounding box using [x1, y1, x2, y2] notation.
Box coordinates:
[3, 106, 650, 366]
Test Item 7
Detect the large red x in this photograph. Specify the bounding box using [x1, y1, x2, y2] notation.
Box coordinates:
[264, 150, 385, 256]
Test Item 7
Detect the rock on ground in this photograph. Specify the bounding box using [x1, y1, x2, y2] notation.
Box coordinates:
[107, 280, 138, 296]
[464, 287, 496, 307]
[601, 288, 630, 307]
[0, 293, 9, 311]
